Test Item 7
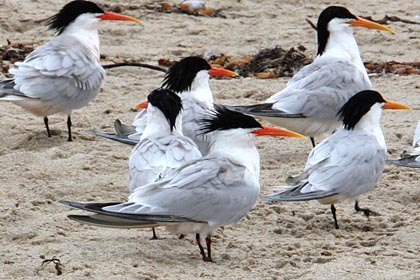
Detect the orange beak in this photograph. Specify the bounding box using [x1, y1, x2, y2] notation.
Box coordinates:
[383, 100, 411, 110]
[209, 67, 239, 78]
[348, 16, 395, 34]
[251, 125, 306, 138]
[97, 12, 142, 23]
[133, 101, 149, 110]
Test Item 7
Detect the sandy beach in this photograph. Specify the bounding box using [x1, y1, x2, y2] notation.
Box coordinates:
[0, 0, 419, 279]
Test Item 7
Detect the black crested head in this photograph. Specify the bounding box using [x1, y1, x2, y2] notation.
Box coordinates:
[200, 105, 262, 134]
[338, 90, 385, 130]
[317, 6, 357, 55]
[162, 56, 211, 93]
[148, 88, 183, 131]
[48, 0, 104, 35]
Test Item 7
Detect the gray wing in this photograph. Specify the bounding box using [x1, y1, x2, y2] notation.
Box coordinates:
[88, 119, 139, 146]
[266, 60, 372, 119]
[87, 130, 138, 145]
[106, 157, 259, 225]
[60, 201, 200, 224]
[264, 130, 386, 201]
[387, 157, 420, 168]
[128, 135, 202, 191]
[5, 35, 105, 109]
[225, 103, 304, 118]
[181, 96, 213, 154]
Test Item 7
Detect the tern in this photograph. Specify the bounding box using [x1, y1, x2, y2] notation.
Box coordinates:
[129, 88, 202, 238]
[263, 90, 410, 229]
[61, 106, 305, 262]
[90, 56, 238, 154]
[0, 0, 141, 141]
[388, 121, 420, 168]
[226, 6, 395, 147]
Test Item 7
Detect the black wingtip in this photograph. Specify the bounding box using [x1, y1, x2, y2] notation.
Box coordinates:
[87, 130, 138, 145]
[59, 200, 122, 212]
[386, 158, 420, 168]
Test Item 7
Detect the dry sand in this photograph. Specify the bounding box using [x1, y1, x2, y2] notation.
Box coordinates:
[1, 0, 420, 279]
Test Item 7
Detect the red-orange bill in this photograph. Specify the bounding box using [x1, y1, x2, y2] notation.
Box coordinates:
[251, 125, 306, 138]
[133, 101, 149, 110]
[97, 12, 141, 23]
[209, 67, 239, 77]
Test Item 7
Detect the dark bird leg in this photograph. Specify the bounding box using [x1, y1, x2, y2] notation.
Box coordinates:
[330, 204, 339, 229]
[205, 236, 213, 262]
[310, 137, 316, 148]
[44, 116, 51, 137]
[354, 200, 379, 218]
[196, 234, 211, 262]
[67, 114, 72, 142]
[150, 227, 158, 240]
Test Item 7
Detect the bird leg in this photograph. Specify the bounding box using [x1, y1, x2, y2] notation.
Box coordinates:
[310, 137, 316, 147]
[150, 227, 158, 240]
[67, 115, 72, 142]
[205, 236, 213, 262]
[330, 204, 339, 229]
[354, 200, 379, 218]
[196, 234, 212, 262]
[44, 116, 51, 137]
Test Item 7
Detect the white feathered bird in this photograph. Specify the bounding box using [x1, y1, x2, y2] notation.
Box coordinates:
[61, 106, 305, 262]
[227, 6, 395, 147]
[90, 56, 238, 154]
[263, 90, 410, 229]
[128, 88, 202, 239]
[0, 0, 140, 141]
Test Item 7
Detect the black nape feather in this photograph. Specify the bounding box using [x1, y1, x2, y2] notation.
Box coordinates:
[200, 105, 262, 134]
[48, 0, 104, 35]
[338, 90, 385, 130]
[162, 56, 211, 93]
[317, 6, 357, 55]
[147, 88, 183, 131]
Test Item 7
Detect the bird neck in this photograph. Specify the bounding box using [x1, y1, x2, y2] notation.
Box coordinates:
[317, 27, 367, 78]
[141, 108, 183, 140]
[60, 15, 101, 60]
[207, 130, 261, 178]
[352, 105, 386, 150]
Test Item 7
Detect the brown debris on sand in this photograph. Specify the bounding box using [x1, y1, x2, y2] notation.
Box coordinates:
[0, 40, 39, 75]
[103, 2, 226, 18]
[2, 41, 419, 78]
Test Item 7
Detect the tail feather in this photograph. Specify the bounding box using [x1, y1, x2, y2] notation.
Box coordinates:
[60, 200, 205, 223]
[68, 214, 158, 228]
[114, 119, 136, 136]
[261, 183, 338, 202]
[225, 104, 304, 118]
[87, 130, 138, 145]
[0, 79, 23, 96]
[386, 158, 420, 168]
